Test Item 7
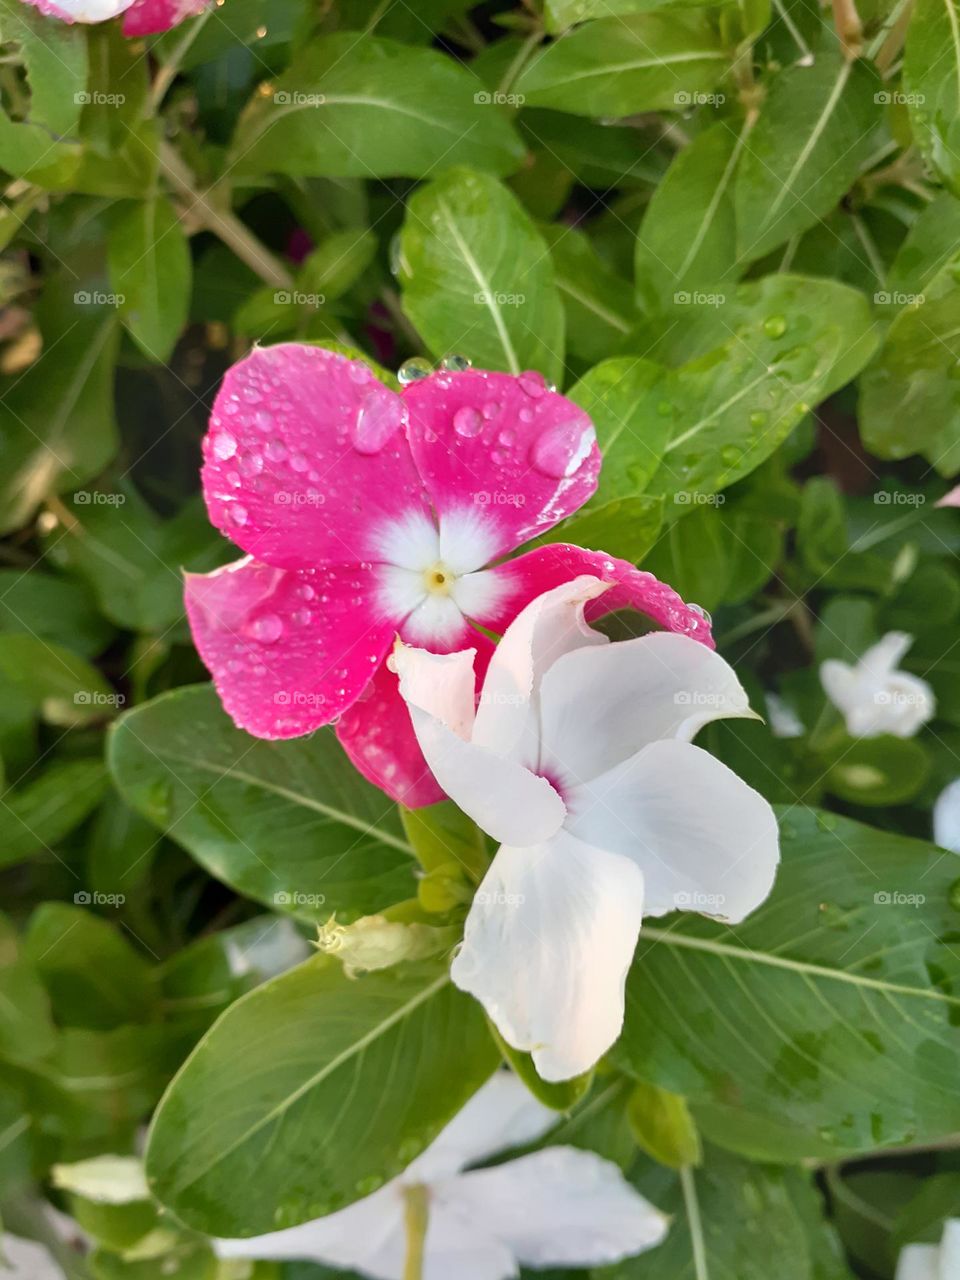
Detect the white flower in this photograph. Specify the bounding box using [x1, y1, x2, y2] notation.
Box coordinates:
[896, 1218, 960, 1279]
[934, 779, 960, 853]
[392, 575, 780, 1082]
[25, 0, 137, 20]
[820, 632, 934, 739]
[0, 1236, 64, 1279]
[765, 691, 805, 738]
[215, 1072, 668, 1279]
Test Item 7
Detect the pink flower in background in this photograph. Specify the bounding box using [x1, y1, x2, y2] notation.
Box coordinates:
[21, 0, 209, 34]
[185, 344, 714, 806]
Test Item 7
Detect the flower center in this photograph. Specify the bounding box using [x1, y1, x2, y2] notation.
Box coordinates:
[423, 562, 455, 596]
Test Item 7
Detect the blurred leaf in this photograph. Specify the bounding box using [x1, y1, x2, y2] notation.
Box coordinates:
[541, 224, 639, 364]
[903, 0, 960, 195]
[0, 570, 111, 658]
[108, 198, 192, 364]
[0, 759, 109, 871]
[232, 34, 524, 179]
[627, 1079, 702, 1169]
[823, 735, 931, 806]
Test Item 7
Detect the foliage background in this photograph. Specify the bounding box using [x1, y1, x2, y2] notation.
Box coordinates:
[1, 0, 960, 1274]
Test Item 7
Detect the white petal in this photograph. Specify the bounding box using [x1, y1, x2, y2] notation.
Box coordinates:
[765, 691, 805, 739]
[539, 631, 757, 787]
[819, 658, 858, 716]
[447, 1147, 668, 1267]
[934, 780, 960, 853]
[821, 635, 935, 740]
[372, 508, 440, 570]
[412, 1071, 558, 1181]
[451, 830, 645, 1082]
[861, 630, 913, 677]
[895, 1244, 941, 1280]
[941, 1219, 960, 1278]
[566, 738, 779, 923]
[439, 507, 502, 575]
[215, 1186, 400, 1270]
[393, 645, 565, 846]
[471, 575, 609, 768]
[450, 566, 514, 624]
[402, 594, 472, 647]
[0, 1236, 67, 1280]
[420, 1203, 518, 1280]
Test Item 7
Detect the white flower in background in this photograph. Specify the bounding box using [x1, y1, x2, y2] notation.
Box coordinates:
[765, 691, 805, 739]
[392, 576, 780, 1082]
[216, 1071, 669, 1279]
[820, 632, 935, 739]
[896, 1218, 960, 1279]
[934, 780, 960, 854]
[0, 1235, 63, 1279]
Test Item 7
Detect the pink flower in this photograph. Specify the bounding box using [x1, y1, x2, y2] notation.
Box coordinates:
[185, 345, 714, 806]
[20, 0, 209, 34]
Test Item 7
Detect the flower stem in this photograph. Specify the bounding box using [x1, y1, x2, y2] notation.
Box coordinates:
[403, 1184, 430, 1280]
[158, 140, 294, 290]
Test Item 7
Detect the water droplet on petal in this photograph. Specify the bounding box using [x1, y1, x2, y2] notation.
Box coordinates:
[498, 428, 516, 446]
[239, 453, 264, 477]
[482, 401, 501, 419]
[348, 362, 372, 384]
[453, 406, 484, 438]
[212, 431, 237, 461]
[353, 389, 406, 454]
[519, 370, 546, 398]
[689, 602, 712, 625]
[254, 410, 272, 432]
[530, 418, 596, 479]
[265, 440, 287, 463]
[246, 613, 283, 643]
[398, 357, 433, 385]
[290, 451, 309, 472]
[230, 503, 249, 527]
[442, 354, 472, 372]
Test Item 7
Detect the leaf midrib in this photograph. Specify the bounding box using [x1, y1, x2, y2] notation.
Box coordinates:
[641, 926, 960, 1006]
[163, 970, 449, 1197]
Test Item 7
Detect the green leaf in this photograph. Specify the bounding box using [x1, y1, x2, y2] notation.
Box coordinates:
[145, 957, 499, 1236]
[0, 934, 57, 1067]
[108, 198, 192, 364]
[515, 13, 728, 116]
[398, 167, 565, 381]
[903, 0, 960, 194]
[823, 736, 931, 806]
[735, 49, 880, 261]
[541, 224, 639, 364]
[0, 302, 119, 536]
[542, 494, 666, 564]
[860, 291, 960, 475]
[545, 0, 721, 27]
[636, 121, 746, 308]
[614, 807, 960, 1160]
[231, 34, 524, 179]
[567, 358, 673, 500]
[610, 1146, 853, 1278]
[0, 634, 118, 726]
[0, 570, 111, 658]
[488, 1019, 593, 1111]
[885, 193, 960, 301]
[0, 759, 109, 871]
[108, 686, 417, 920]
[23, 904, 155, 1032]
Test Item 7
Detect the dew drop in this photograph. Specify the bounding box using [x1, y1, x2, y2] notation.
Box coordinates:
[453, 406, 484, 438]
[481, 401, 501, 419]
[230, 503, 249, 527]
[348, 362, 372, 384]
[212, 431, 237, 461]
[242, 385, 262, 405]
[239, 453, 263, 477]
[749, 411, 768, 429]
[246, 613, 283, 643]
[442, 354, 472, 372]
[397, 357, 433, 385]
[265, 439, 287, 463]
[293, 608, 313, 626]
[290, 451, 309, 472]
[253, 410, 272, 432]
[498, 427, 516, 446]
[689, 602, 712, 625]
[353, 389, 405, 454]
[763, 315, 787, 339]
[530, 417, 596, 479]
[519, 370, 546, 398]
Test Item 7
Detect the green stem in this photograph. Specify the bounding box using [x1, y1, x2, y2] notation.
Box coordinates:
[496, 29, 542, 97]
[148, 9, 213, 113]
[158, 140, 294, 289]
[403, 1184, 430, 1280]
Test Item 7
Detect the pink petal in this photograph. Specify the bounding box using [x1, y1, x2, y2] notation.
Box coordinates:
[184, 558, 396, 738]
[202, 344, 431, 572]
[482, 544, 715, 648]
[403, 370, 601, 563]
[338, 629, 497, 808]
[122, 0, 208, 34]
[937, 485, 960, 508]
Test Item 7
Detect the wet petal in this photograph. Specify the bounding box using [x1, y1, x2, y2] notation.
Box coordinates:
[121, 0, 208, 33]
[185, 557, 395, 737]
[202, 344, 430, 571]
[404, 370, 600, 563]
